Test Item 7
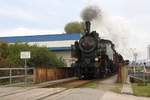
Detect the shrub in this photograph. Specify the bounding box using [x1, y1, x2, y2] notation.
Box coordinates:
[0, 42, 65, 67]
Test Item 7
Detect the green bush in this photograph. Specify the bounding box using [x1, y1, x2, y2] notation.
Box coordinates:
[0, 42, 9, 59]
[7, 43, 28, 66]
[29, 46, 65, 67]
[0, 42, 65, 67]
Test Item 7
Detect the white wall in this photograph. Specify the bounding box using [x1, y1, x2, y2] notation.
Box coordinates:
[28, 40, 77, 48]
[53, 51, 76, 67]
[53, 51, 71, 59]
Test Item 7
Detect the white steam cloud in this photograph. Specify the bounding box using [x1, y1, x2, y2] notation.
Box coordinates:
[81, 5, 132, 60]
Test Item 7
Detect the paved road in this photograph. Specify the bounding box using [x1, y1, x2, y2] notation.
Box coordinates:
[100, 75, 117, 84]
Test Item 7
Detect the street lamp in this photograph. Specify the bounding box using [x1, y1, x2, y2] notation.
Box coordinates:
[133, 52, 138, 63]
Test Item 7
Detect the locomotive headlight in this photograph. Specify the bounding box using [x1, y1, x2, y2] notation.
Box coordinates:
[95, 57, 98, 61]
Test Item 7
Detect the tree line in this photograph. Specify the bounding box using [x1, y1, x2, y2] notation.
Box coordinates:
[0, 42, 65, 68]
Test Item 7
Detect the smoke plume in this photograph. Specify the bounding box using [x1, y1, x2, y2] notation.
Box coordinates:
[81, 6, 101, 21]
[81, 5, 132, 59]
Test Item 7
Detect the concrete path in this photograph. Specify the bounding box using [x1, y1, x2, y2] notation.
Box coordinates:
[121, 84, 133, 94]
[97, 75, 122, 92]
[100, 75, 117, 84]
[121, 75, 133, 94]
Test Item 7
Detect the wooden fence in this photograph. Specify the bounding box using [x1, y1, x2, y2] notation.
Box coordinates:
[35, 67, 75, 83]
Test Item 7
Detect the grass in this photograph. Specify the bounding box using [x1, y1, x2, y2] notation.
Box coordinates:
[82, 81, 123, 94]
[132, 83, 150, 97]
[82, 82, 98, 89]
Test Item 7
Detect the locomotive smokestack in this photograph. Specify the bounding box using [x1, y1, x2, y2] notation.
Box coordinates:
[81, 5, 101, 35]
[85, 21, 91, 34]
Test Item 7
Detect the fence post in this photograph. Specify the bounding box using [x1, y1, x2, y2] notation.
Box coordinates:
[24, 59, 27, 86]
[9, 68, 12, 84]
[33, 67, 36, 83]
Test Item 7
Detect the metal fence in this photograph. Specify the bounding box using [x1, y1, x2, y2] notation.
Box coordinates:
[128, 66, 150, 83]
[0, 67, 35, 86]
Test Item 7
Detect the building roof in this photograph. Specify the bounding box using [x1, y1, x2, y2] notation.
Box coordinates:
[0, 33, 80, 43]
[48, 47, 71, 51]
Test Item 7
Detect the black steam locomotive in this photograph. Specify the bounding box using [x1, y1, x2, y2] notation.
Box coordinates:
[71, 21, 123, 79]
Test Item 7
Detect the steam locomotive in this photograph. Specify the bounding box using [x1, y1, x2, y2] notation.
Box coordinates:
[71, 21, 124, 79]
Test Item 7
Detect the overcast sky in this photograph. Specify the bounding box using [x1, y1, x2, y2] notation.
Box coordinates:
[0, 0, 150, 60]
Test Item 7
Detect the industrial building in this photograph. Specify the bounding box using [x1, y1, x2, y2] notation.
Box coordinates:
[0, 33, 81, 67]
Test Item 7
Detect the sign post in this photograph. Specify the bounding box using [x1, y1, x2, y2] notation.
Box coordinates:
[20, 51, 31, 86]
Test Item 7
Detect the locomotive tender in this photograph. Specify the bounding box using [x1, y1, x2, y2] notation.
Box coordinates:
[71, 21, 123, 79]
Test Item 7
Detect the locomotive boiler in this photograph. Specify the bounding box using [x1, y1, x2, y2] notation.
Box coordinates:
[71, 21, 123, 79]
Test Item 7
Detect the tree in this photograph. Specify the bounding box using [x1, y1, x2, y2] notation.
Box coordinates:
[4, 43, 65, 67]
[64, 21, 84, 34]
[0, 42, 9, 59]
[0, 42, 9, 66]
[7, 43, 30, 66]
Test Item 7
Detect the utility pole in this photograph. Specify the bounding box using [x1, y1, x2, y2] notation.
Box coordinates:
[133, 53, 138, 63]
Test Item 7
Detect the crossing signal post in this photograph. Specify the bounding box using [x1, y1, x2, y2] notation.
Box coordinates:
[20, 51, 31, 86]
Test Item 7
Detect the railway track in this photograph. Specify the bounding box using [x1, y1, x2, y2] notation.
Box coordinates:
[36, 80, 93, 100]
[45, 79, 93, 88]
[0, 75, 118, 100]
[38, 75, 117, 100]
